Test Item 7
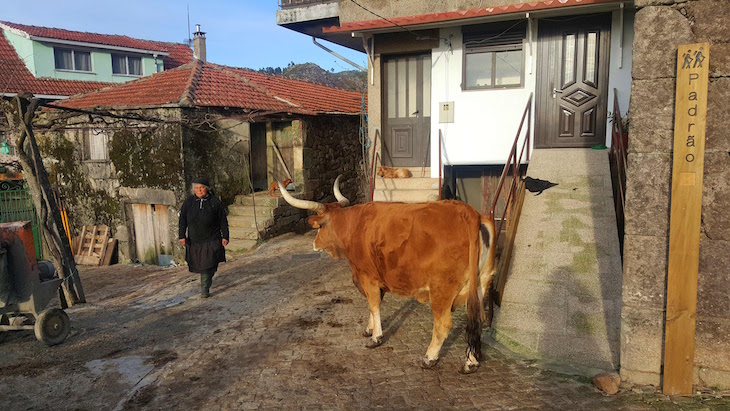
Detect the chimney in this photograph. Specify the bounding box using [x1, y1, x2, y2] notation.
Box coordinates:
[193, 24, 206, 62]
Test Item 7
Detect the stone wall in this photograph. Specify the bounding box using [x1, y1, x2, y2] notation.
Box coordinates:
[182, 110, 251, 207]
[34, 109, 188, 263]
[302, 115, 365, 205]
[622, 0, 730, 389]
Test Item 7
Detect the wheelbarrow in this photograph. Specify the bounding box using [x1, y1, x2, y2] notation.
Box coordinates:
[0, 221, 70, 345]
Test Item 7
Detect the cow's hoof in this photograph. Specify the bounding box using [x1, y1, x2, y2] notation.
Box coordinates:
[365, 337, 383, 348]
[420, 357, 439, 369]
[362, 329, 373, 337]
[458, 362, 480, 374]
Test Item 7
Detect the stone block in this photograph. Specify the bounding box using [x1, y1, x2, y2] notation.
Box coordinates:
[706, 78, 730, 152]
[709, 42, 730, 78]
[695, 316, 730, 382]
[622, 235, 668, 310]
[697, 239, 730, 318]
[686, 0, 730, 42]
[628, 80, 676, 154]
[623, 153, 671, 237]
[698, 367, 730, 390]
[632, 7, 694, 80]
[702, 152, 730, 241]
[620, 306, 664, 380]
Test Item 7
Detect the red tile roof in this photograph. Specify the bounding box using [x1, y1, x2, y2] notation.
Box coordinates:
[323, 0, 620, 33]
[56, 60, 364, 115]
[1, 21, 192, 69]
[0, 30, 114, 97]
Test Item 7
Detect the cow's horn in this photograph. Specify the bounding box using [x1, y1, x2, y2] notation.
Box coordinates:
[333, 175, 350, 206]
[276, 179, 324, 213]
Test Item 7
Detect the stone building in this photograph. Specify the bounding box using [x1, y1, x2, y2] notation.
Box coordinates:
[277, 0, 729, 391]
[40, 59, 364, 264]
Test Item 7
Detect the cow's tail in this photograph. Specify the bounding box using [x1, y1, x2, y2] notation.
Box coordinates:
[465, 215, 495, 363]
[479, 215, 497, 298]
[465, 215, 497, 362]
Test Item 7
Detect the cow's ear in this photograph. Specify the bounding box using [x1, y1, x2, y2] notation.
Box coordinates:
[308, 215, 327, 228]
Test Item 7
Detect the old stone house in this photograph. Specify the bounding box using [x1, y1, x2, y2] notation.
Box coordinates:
[40, 59, 364, 265]
[278, 0, 730, 392]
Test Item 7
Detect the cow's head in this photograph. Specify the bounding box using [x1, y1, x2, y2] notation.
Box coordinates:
[277, 175, 350, 259]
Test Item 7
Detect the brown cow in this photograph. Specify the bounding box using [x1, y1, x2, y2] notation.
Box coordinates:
[278, 176, 497, 373]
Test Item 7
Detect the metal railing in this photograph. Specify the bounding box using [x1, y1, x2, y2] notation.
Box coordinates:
[489, 93, 533, 245]
[487, 93, 532, 321]
[609, 89, 628, 254]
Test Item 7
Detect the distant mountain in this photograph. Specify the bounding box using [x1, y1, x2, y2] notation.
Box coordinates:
[259, 63, 367, 92]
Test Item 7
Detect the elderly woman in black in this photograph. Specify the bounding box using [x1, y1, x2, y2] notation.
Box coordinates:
[178, 178, 229, 298]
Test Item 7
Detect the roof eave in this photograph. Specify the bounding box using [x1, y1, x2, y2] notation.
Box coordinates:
[324, 0, 629, 35]
[29, 36, 171, 56]
[2, 92, 69, 100]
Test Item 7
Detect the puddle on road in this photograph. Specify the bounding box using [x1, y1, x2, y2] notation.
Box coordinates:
[86, 356, 154, 386]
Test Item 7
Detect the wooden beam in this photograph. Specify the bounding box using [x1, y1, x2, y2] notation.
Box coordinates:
[663, 43, 710, 396]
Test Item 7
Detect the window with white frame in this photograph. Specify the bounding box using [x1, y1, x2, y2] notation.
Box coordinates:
[54, 48, 92, 72]
[84, 129, 109, 161]
[462, 21, 526, 90]
[112, 54, 143, 76]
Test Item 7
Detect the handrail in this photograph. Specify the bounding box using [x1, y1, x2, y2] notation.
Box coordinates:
[609, 88, 628, 253]
[490, 93, 533, 245]
[369, 129, 381, 202]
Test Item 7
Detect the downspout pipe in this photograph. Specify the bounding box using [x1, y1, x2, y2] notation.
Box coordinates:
[312, 37, 367, 72]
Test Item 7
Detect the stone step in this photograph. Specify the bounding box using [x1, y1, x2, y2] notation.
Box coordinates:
[234, 195, 285, 207]
[227, 204, 275, 217]
[372, 189, 439, 203]
[228, 227, 261, 241]
[234, 191, 308, 207]
[226, 238, 259, 253]
[374, 177, 439, 190]
[228, 215, 275, 230]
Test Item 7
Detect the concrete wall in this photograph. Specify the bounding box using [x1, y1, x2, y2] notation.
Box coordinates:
[621, 0, 730, 389]
[338, 0, 517, 23]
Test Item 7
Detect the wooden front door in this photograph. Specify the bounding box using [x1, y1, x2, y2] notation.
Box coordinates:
[382, 54, 431, 167]
[250, 123, 267, 191]
[535, 14, 611, 148]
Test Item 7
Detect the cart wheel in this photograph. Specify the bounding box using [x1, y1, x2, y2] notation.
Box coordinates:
[34, 308, 70, 346]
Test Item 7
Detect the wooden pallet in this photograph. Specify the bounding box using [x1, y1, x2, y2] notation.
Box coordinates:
[75, 225, 110, 266]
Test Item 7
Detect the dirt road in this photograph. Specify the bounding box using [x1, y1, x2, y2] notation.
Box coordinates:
[0, 232, 727, 410]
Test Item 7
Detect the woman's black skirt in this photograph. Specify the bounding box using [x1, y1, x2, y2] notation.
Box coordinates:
[186, 238, 225, 274]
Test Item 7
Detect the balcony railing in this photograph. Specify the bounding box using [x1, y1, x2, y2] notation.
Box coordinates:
[279, 0, 336, 8]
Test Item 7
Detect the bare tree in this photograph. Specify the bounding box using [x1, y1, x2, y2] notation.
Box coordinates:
[2, 94, 85, 306]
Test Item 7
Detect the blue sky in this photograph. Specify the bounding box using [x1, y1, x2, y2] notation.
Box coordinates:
[0, 0, 367, 72]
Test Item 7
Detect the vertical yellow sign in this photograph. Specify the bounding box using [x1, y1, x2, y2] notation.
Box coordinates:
[663, 43, 710, 396]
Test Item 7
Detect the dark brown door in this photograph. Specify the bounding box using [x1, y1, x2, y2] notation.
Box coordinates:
[535, 15, 611, 148]
[250, 123, 267, 191]
[382, 54, 431, 167]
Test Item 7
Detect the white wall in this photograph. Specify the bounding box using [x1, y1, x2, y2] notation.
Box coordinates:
[428, 11, 635, 176]
[430, 25, 536, 176]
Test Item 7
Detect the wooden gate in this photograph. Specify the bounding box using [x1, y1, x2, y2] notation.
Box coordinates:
[132, 204, 170, 265]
